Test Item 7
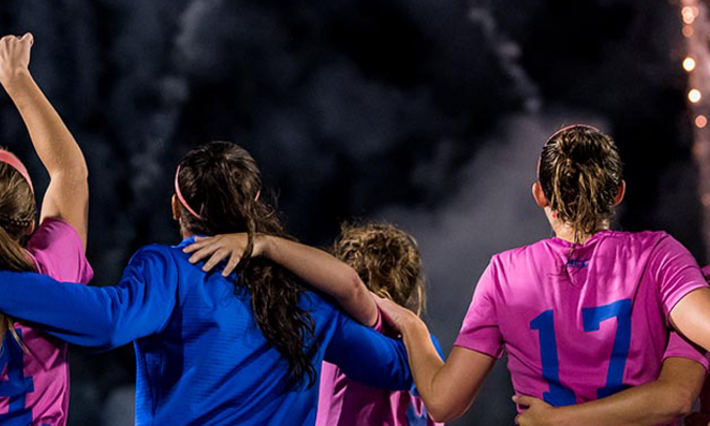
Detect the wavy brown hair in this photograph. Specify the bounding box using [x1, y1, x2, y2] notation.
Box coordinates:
[539, 125, 623, 244]
[0, 160, 37, 347]
[332, 223, 426, 316]
[176, 141, 317, 390]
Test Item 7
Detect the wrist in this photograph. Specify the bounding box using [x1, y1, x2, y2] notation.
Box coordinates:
[399, 310, 425, 335]
[0, 68, 32, 91]
[257, 234, 274, 258]
[544, 407, 568, 426]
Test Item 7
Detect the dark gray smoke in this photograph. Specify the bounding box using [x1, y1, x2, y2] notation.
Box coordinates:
[0, 0, 702, 424]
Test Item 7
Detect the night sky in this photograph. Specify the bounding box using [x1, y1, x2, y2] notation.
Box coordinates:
[0, 0, 700, 424]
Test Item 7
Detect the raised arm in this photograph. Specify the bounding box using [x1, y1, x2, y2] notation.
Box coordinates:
[513, 356, 706, 426]
[0, 33, 89, 247]
[0, 247, 177, 349]
[184, 234, 378, 326]
[375, 296, 496, 422]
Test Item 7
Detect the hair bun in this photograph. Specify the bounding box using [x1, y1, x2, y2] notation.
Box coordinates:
[553, 125, 608, 165]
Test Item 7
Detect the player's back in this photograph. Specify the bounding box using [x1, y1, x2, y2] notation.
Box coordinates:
[457, 229, 707, 407]
[132, 238, 412, 426]
[0, 218, 93, 425]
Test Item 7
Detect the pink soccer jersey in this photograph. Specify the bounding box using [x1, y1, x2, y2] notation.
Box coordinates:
[455, 230, 708, 422]
[317, 312, 443, 426]
[0, 218, 93, 425]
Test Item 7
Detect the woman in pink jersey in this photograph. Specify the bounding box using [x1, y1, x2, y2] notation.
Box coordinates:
[315, 223, 442, 426]
[0, 33, 92, 425]
[185, 222, 444, 426]
[371, 125, 710, 426]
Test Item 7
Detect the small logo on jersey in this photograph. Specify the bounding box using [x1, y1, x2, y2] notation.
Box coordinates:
[566, 259, 589, 268]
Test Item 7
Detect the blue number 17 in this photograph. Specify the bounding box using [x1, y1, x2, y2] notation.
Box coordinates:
[530, 299, 632, 405]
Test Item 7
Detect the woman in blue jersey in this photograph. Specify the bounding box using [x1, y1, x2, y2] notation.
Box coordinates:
[0, 141, 413, 425]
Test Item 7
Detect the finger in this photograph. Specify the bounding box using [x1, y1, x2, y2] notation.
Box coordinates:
[183, 241, 222, 258]
[512, 395, 535, 407]
[222, 251, 243, 277]
[203, 249, 230, 272]
[183, 237, 216, 253]
[188, 244, 221, 263]
[21, 33, 33, 45]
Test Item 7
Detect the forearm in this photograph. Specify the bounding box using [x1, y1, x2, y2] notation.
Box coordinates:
[2, 70, 88, 180]
[0, 269, 170, 348]
[544, 382, 692, 426]
[326, 314, 413, 390]
[0, 272, 123, 347]
[263, 235, 378, 326]
[399, 315, 455, 420]
[540, 356, 705, 426]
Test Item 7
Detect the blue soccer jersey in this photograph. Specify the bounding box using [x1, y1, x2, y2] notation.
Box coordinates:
[0, 238, 413, 425]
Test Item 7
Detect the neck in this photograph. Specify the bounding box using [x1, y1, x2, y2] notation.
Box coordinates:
[179, 224, 194, 241]
[551, 220, 610, 244]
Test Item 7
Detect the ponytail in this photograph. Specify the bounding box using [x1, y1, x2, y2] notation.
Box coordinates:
[0, 214, 36, 349]
[176, 142, 317, 390]
[539, 125, 622, 245]
[0, 161, 38, 349]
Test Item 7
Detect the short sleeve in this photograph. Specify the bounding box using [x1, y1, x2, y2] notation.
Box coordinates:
[648, 235, 708, 320]
[454, 260, 504, 359]
[663, 331, 710, 372]
[26, 217, 93, 284]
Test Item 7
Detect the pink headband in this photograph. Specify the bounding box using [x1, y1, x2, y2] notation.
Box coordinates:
[0, 150, 33, 194]
[175, 165, 202, 219]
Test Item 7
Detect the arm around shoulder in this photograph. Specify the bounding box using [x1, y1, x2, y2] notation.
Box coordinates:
[0, 245, 178, 348]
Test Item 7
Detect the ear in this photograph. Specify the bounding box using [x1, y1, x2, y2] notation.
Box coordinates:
[255, 190, 261, 202]
[171, 195, 181, 221]
[613, 180, 626, 206]
[532, 182, 549, 208]
[23, 221, 35, 236]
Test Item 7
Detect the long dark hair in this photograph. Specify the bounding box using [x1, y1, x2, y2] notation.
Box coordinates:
[176, 141, 317, 390]
[0, 160, 37, 346]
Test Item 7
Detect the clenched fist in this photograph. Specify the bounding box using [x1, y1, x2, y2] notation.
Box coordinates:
[0, 33, 33, 87]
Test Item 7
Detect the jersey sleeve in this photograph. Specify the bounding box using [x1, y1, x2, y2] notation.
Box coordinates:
[648, 235, 709, 320]
[663, 331, 710, 372]
[26, 217, 93, 284]
[0, 245, 178, 349]
[454, 260, 504, 358]
[324, 310, 413, 391]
